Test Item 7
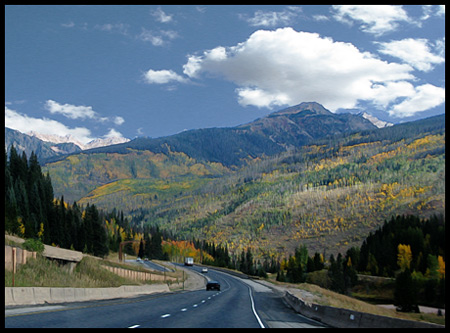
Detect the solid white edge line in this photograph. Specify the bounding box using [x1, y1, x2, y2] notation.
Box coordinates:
[248, 286, 265, 329]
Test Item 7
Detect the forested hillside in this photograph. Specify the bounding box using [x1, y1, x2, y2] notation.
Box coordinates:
[54, 114, 444, 259]
[5, 146, 174, 259]
[44, 149, 229, 202]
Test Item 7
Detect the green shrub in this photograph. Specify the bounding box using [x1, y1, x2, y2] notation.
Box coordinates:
[22, 238, 45, 253]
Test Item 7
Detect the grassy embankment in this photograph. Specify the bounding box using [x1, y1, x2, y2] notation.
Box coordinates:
[264, 272, 445, 326]
[5, 237, 184, 289]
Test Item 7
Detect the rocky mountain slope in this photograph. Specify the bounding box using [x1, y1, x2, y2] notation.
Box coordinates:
[5, 127, 82, 162]
[87, 102, 376, 167]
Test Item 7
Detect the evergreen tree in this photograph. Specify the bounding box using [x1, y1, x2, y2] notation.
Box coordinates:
[138, 239, 145, 258]
[143, 232, 151, 259]
[149, 228, 164, 259]
[394, 268, 419, 312]
[328, 253, 346, 294]
[85, 204, 109, 257]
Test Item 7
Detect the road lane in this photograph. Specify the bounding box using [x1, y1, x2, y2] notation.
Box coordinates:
[5, 265, 326, 328]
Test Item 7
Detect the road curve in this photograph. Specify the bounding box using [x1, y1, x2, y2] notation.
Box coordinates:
[5, 266, 326, 328]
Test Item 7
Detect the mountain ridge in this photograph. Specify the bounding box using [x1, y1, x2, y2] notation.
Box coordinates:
[5, 128, 130, 163]
[5, 102, 387, 166]
[75, 113, 445, 257]
[85, 102, 377, 167]
[26, 131, 130, 150]
[5, 127, 82, 162]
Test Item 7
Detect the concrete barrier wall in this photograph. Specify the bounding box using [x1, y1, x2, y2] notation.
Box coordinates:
[102, 265, 178, 282]
[5, 284, 170, 307]
[284, 291, 444, 328]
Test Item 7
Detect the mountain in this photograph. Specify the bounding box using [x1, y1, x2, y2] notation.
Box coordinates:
[26, 131, 86, 149]
[26, 131, 130, 150]
[81, 136, 130, 150]
[42, 102, 377, 201]
[5, 127, 82, 162]
[238, 102, 377, 148]
[88, 102, 377, 167]
[361, 112, 393, 128]
[76, 113, 444, 257]
[5, 128, 130, 163]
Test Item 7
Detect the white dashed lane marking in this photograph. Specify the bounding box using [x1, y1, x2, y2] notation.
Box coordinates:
[154, 289, 224, 325]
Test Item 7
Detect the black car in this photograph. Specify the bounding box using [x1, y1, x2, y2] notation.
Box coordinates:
[206, 280, 220, 291]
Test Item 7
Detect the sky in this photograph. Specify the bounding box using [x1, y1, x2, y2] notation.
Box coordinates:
[5, 5, 445, 144]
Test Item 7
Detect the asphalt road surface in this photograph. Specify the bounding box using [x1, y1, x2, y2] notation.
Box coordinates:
[5, 266, 326, 328]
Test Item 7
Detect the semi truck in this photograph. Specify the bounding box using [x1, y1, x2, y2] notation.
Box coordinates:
[184, 257, 194, 266]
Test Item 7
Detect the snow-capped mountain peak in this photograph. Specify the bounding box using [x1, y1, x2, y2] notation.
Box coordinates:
[361, 113, 394, 129]
[26, 131, 130, 150]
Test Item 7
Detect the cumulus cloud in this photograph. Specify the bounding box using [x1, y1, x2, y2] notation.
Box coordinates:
[143, 69, 188, 84]
[103, 128, 124, 139]
[44, 100, 125, 125]
[45, 99, 97, 120]
[182, 28, 419, 112]
[143, 27, 445, 118]
[332, 5, 411, 36]
[376, 38, 445, 72]
[5, 106, 94, 144]
[388, 84, 445, 118]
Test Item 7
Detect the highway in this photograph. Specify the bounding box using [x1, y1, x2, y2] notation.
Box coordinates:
[5, 266, 326, 328]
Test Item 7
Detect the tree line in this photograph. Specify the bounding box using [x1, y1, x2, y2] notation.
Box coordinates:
[5, 147, 169, 259]
[192, 214, 445, 311]
[5, 146, 109, 256]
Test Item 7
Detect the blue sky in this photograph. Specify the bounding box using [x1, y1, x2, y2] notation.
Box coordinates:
[5, 5, 445, 144]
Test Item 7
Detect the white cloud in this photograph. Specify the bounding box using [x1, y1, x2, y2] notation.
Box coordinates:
[313, 15, 330, 22]
[143, 69, 188, 84]
[388, 84, 445, 118]
[332, 5, 411, 36]
[137, 28, 178, 46]
[237, 88, 290, 108]
[45, 100, 97, 120]
[5, 106, 94, 144]
[376, 38, 445, 72]
[103, 128, 124, 139]
[180, 28, 419, 112]
[368, 81, 416, 109]
[44, 100, 125, 126]
[183, 55, 203, 79]
[151, 7, 173, 23]
[421, 5, 446, 20]
[114, 116, 125, 125]
[144, 27, 444, 118]
[240, 6, 302, 27]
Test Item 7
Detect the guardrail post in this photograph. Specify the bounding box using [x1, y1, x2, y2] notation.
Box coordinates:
[12, 247, 16, 287]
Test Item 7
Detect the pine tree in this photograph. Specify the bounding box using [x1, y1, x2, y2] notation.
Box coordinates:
[328, 254, 346, 293]
[394, 268, 419, 312]
[85, 204, 109, 257]
[138, 239, 145, 258]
